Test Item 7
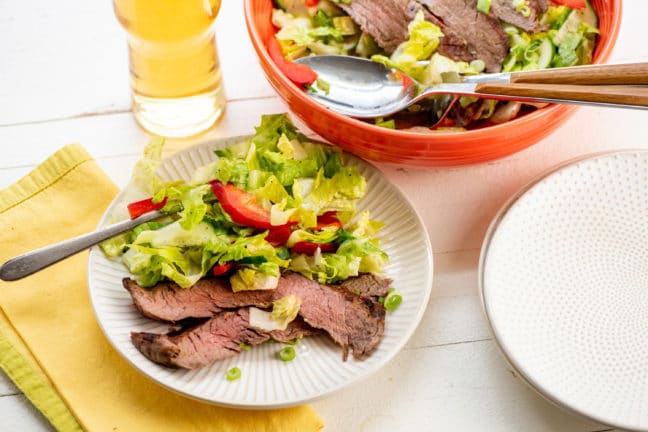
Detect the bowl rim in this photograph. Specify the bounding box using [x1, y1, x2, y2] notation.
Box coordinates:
[243, 0, 623, 140]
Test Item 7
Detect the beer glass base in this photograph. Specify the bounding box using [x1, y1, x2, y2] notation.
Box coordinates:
[132, 87, 226, 138]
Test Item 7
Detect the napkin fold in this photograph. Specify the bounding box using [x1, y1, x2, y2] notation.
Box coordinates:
[0, 144, 323, 432]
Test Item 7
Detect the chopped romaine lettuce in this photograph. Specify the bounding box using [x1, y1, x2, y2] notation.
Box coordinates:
[122, 244, 203, 288]
[249, 295, 302, 331]
[271, 294, 301, 325]
[231, 268, 279, 292]
[130, 136, 166, 195]
[371, 10, 443, 83]
[104, 114, 388, 289]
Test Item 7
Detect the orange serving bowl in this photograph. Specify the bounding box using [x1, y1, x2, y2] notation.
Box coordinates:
[244, 0, 622, 167]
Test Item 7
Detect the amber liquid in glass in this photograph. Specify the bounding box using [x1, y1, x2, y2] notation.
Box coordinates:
[113, 0, 225, 137]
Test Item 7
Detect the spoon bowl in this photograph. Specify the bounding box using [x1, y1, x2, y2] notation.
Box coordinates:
[296, 55, 648, 118]
[295, 55, 418, 118]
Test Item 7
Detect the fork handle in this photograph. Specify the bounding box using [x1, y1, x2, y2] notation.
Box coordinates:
[474, 83, 648, 109]
[0, 210, 163, 281]
[509, 63, 648, 85]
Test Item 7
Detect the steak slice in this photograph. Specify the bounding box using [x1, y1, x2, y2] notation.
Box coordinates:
[339, 0, 509, 72]
[124, 273, 387, 360]
[490, 0, 548, 33]
[131, 309, 320, 369]
[123, 273, 391, 321]
[338, 0, 413, 54]
[415, 0, 509, 72]
[339, 0, 474, 62]
[337, 273, 392, 298]
[405, 0, 474, 62]
[279, 274, 386, 360]
[124, 277, 229, 322]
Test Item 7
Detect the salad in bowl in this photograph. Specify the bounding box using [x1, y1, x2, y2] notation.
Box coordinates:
[269, 0, 599, 130]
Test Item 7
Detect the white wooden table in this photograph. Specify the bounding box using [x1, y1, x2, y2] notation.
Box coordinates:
[1, 2, 647, 431]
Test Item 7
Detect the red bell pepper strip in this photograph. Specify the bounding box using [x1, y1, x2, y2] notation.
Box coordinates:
[267, 36, 318, 87]
[265, 225, 292, 246]
[291, 241, 337, 256]
[394, 70, 415, 91]
[316, 211, 343, 230]
[435, 116, 456, 128]
[305, 0, 319, 6]
[210, 180, 277, 229]
[213, 262, 234, 276]
[126, 197, 168, 219]
[550, 0, 585, 8]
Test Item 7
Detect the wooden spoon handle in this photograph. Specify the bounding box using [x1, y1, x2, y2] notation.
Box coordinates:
[474, 83, 648, 108]
[509, 63, 648, 85]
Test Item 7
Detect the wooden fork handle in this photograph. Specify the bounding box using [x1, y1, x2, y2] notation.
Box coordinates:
[509, 63, 648, 85]
[474, 83, 648, 108]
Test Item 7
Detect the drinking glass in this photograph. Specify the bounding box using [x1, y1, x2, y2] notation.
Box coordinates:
[113, 0, 226, 137]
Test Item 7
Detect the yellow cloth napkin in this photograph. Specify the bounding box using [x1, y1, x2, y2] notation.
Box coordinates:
[0, 144, 324, 432]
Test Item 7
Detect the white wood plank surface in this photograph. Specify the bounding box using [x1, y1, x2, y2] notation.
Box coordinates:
[0, 1, 274, 126]
[1, 0, 646, 431]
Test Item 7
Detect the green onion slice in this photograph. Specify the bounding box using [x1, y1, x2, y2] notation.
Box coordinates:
[226, 366, 242, 381]
[278, 346, 296, 362]
[383, 289, 403, 312]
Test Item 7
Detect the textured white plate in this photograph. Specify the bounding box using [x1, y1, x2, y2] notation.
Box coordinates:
[87, 136, 433, 408]
[480, 150, 648, 431]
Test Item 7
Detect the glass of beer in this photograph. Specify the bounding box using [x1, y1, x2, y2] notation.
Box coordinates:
[113, 0, 226, 137]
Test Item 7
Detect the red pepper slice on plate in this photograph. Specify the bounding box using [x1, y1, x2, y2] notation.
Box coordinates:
[316, 211, 343, 230]
[305, 0, 319, 6]
[212, 262, 234, 276]
[126, 197, 168, 219]
[550, 0, 586, 8]
[291, 241, 337, 256]
[210, 180, 278, 229]
[266, 36, 318, 87]
[265, 225, 293, 246]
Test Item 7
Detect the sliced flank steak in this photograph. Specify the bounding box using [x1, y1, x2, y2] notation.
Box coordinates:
[131, 309, 320, 369]
[124, 272, 389, 360]
[123, 273, 391, 322]
[337, 273, 392, 299]
[337, 0, 414, 54]
[414, 0, 509, 72]
[338, 0, 478, 65]
[339, 0, 509, 72]
[490, 0, 548, 33]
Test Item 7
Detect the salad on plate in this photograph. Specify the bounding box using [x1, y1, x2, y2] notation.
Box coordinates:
[100, 114, 400, 370]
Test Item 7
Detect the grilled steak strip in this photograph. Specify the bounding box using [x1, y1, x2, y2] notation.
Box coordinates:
[337, 273, 392, 298]
[339, 0, 473, 62]
[415, 0, 509, 72]
[405, 0, 474, 63]
[338, 0, 413, 54]
[124, 273, 387, 360]
[123, 273, 391, 322]
[269, 316, 324, 343]
[124, 277, 228, 322]
[490, 0, 547, 33]
[131, 309, 320, 369]
[339, 0, 509, 72]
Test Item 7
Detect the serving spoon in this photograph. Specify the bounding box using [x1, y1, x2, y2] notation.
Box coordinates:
[0, 210, 164, 281]
[295, 56, 648, 118]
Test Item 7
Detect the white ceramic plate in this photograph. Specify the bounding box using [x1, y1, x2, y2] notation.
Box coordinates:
[87, 136, 433, 409]
[480, 150, 648, 431]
